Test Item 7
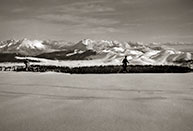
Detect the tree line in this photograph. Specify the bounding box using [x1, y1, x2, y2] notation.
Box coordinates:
[0, 64, 192, 73]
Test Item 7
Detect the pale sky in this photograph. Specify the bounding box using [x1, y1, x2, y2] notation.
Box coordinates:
[0, 0, 193, 43]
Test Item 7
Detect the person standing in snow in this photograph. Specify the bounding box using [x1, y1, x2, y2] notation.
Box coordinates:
[24, 59, 30, 71]
[122, 56, 129, 72]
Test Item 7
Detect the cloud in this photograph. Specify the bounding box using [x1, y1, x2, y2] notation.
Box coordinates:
[11, 7, 27, 13]
[36, 14, 119, 26]
[151, 35, 193, 42]
[69, 26, 119, 35]
[120, 0, 147, 5]
[1, 0, 193, 42]
[9, 0, 119, 28]
[7, 0, 116, 16]
[56, 1, 115, 14]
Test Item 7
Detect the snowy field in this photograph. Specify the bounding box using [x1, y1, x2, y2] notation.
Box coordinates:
[0, 72, 193, 131]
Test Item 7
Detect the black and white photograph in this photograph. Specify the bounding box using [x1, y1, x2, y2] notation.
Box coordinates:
[0, 0, 193, 131]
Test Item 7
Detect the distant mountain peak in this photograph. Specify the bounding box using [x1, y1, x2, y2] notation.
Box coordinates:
[0, 38, 69, 56]
[18, 39, 45, 50]
[0, 38, 192, 66]
[80, 39, 95, 46]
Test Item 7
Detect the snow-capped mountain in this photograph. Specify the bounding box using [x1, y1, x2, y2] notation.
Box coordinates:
[68, 39, 193, 65]
[0, 38, 193, 65]
[0, 38, 70, 56]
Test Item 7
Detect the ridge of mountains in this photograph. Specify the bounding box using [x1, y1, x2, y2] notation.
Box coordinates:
[0, 38, 193, 65]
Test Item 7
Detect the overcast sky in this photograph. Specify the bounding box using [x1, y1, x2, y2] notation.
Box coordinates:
[0, 0, 193, 43]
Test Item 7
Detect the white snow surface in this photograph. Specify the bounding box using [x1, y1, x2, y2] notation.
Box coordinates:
[18, 39, 45, 50]
[0, 72, 193, 131]
[0, 44, 6, 48]
[66, 50, 85, 57]
[15, 56, 120, 67]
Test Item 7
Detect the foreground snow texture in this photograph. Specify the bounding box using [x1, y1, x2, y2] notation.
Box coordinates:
[0, 72, 193, 131]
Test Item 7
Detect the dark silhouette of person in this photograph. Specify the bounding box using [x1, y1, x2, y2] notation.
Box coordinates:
[122, 56, 129, 72]
[24, 59, 29, 71]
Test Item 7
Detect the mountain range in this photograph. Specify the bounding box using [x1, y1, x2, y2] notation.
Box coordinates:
[0, 38, 193, 66]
